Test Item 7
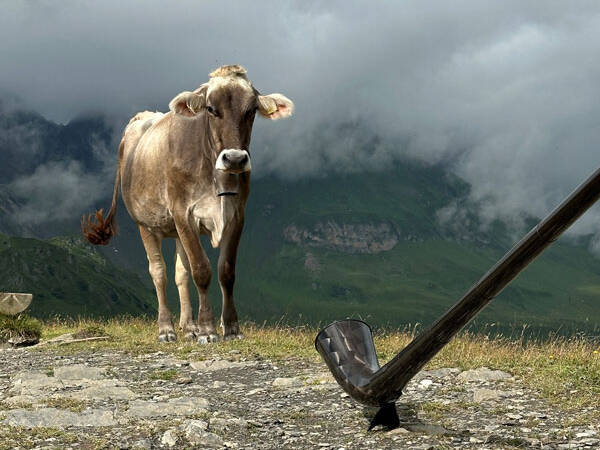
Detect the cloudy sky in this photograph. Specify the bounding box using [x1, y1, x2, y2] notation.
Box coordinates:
[1, 1, 599, 244]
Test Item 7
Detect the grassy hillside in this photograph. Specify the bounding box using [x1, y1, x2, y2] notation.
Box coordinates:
[1, 107, 598, 333]
[223, 167, 600, 335]
[0, 233, 155, 318]
[234, 239, 600, 335]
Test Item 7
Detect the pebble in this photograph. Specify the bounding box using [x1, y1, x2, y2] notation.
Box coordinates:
[473, 388, 503, 402]
[272, 376, 303, 388]
[160, 429, 178, 447]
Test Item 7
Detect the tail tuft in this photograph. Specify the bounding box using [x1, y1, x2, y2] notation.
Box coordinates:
[81, 208, 118, 245]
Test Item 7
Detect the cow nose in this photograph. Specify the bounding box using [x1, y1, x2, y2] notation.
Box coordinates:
[216, 149, 251, 173]
[223, 153, 246, 165]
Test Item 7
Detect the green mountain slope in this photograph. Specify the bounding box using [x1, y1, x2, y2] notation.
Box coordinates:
[0, 233, 156, 318]
[226, 165, 600, 335]
[91, 162, 600, 335]
[0, 105, 598, 333]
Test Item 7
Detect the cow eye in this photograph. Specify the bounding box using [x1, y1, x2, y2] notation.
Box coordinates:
[207, 105, 218, 116]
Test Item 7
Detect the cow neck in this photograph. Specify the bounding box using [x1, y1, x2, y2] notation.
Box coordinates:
[203, 109, 220, 169]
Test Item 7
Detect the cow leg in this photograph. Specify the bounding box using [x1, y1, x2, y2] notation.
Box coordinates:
[218, 225, 243, 340]
[139, 226, 176, 342]
[174, 218, 219, 344]
[175, 238, 199, 341]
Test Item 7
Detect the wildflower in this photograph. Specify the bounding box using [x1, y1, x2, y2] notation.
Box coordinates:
[549, 355, 554, 359]
[594, 350, 599, 355]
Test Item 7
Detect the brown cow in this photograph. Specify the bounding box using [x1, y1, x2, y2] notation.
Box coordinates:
[82, 65, 294, 343]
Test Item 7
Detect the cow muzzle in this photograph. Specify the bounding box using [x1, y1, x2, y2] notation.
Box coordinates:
[215, 149, 251, 196]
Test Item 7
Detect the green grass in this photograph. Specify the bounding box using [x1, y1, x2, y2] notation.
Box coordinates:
[148, 368, 179, 381]
[0, 428, 78, 450]
[0, 313, 42, 343]
[42, 397, 87, 413]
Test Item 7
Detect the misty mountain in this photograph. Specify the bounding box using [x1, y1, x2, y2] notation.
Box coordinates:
[0, 107, 599, 334]
[0, 109, 112, 182]
[0, 107, 114, 237]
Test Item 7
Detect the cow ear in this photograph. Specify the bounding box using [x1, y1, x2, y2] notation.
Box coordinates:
[169, 90, 205, 117]
[257, 93, 294, 120]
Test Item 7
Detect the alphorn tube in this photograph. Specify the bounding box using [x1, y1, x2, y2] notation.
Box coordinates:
[316, 167, 600, 414]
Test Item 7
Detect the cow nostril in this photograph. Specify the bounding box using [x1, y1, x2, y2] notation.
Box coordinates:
[240, 154, 248, 165]
[222, 153, 229, 163]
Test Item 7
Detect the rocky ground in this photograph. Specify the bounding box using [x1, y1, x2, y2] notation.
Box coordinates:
[0, 345, 598, 449]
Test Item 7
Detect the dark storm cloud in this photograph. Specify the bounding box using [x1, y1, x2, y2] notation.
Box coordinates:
[1, 1, 599, 241]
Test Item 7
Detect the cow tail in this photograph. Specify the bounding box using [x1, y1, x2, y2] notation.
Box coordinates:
[81, 143, 122, 246]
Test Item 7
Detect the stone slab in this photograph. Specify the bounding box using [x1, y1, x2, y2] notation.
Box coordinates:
[126, 397, 209, 418]
[3, 407, 117, 427]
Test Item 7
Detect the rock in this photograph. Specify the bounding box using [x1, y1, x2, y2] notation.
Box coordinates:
[457, 367, 512, 382]
[283, 222, 399, 254]
[10, 371, 63, 393]
[305, 372, 336, 384]
[3, 394, 38, 407]
[54, 364, 106, 380]
[272, 376, 303, 388]
[161, 429, 178, 447]
[404, 423, 449, 435]
[182, 420, 223, 447]
[40, 333, 74, 344]
[418, 379, 433, 389]
[420, 368, 461, 379]
[3, 407, 116, 427]
[410, 444, 434, 450]
[182, 418, 209, 434]
[388, 427, 410, 435]
[473, 388, 504, 402]
[67, 384, 137, 401]
[210, 417, 247, 433]
[190, 431, 223, 448]
[576, 431, 597, 438]
[0, 292, 32, 315]
[127, 397, 209, 418]
[8, 335, 39, 347]
[190, 359, 254, 371]
[131, 439, 152, 449]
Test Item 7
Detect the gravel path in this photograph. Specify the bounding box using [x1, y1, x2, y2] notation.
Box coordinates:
[0, 346, 598, 449]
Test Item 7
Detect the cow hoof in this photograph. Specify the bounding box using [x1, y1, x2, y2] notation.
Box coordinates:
[158, 331, 177, 343]
[223, 333, 244, 341]
[183, 331, 197, 341]
[197, 334, 220, 345]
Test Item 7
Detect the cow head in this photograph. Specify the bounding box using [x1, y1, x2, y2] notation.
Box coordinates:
[169, 65, 294, 196]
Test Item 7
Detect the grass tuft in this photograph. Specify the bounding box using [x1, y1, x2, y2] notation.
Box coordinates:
[0, 313, 42, 343]
[42, 397, 87, 413]
[149, 369, 179, 381]
[71, 324, 107, 339]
